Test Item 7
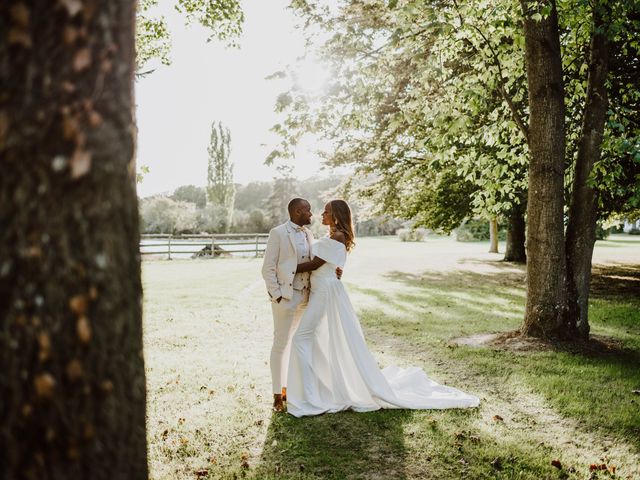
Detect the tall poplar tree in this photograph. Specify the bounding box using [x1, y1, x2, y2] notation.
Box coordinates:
[207, 121, 235, 232]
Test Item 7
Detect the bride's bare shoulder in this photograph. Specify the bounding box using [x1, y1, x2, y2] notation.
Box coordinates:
[330, 231, 347, 245]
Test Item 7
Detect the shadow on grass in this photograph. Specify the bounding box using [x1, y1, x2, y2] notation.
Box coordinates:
[253, 409, 412, 479]
[349, 261, 640, 453]
[590, 263, 640, 301]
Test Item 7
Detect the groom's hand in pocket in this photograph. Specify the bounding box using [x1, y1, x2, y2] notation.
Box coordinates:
[335, 267, 343, 280]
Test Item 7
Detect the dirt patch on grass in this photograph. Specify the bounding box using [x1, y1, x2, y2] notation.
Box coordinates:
[450, 330, 633, 358]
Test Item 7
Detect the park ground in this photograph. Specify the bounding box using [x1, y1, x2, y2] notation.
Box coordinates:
[142, 234, 640, 480]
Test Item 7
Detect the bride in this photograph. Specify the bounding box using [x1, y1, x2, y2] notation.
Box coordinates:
[286, 199, 480, 417]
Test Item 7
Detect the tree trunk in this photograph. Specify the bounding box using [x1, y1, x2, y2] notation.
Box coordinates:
[519, 0, 569, 338]
[488, 218, 499, 253]
[0, 2, 147, 479]
[504, 203, 526, 263]
[564, 4, 610, 340]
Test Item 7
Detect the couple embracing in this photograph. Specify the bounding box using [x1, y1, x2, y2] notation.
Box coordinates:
[261, 198, 479, 417]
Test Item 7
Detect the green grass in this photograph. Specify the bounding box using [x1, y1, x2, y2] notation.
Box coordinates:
[143, 235, 640, 479]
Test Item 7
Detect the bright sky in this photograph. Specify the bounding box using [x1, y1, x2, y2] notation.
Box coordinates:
[135, 0, 332, 197]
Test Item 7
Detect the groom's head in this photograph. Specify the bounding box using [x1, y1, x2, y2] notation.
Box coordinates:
[288, 198, 312, 226]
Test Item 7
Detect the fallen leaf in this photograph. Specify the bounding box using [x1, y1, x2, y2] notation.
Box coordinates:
[255, 419, 264, 426]
[59, 0, 83, 17]
[161, 429, 169, 440]
[492, 415, 504, 422]
[194, 469, 208, 478]
[551, 459, 562, 469]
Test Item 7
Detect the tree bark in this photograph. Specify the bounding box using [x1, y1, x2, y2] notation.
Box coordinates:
[504, 203, 526, 263]
[519, 0, 569, 338]
[564, 4, 610, 340]
[488, 218, 499, 253]
[0, 2, 147, 479]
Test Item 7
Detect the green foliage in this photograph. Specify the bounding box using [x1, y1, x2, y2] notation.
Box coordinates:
[175, 0, 244, 46]
[396, 228, 427, 242]
[207, 121, 235, 232]
[272, 0, 639, 232]
[135, 0, 243, 73]
[140, 196, 198, 233]
[265, 169, 298, 226]
[171, 185, 207, 208]
[136, 164, 150, 184]
[272, 0, 530, 232]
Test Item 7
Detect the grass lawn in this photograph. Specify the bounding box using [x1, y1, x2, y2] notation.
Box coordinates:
[143, 234, 640, 480]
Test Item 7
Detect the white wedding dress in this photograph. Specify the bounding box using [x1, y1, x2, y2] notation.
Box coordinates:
[286, 237, 480, 417]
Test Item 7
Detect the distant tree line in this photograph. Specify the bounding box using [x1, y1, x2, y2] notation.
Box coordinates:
[139, 175, 403, 236]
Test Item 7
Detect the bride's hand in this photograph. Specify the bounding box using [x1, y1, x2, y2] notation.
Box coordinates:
[336, 267, 343, 280]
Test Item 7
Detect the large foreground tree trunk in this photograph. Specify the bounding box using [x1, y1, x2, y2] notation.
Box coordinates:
[564, 4, 610, 340]
[0, 2, 147, 479]
[504, 202, 526, 263]
[489, 217, 499, 253]
[520, 0, 569, 338]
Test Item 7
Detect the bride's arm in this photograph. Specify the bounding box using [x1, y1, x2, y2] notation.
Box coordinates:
[296, 257, 326, 273]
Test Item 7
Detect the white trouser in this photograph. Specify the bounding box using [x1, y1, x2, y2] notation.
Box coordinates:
[270, 288, 308, 394]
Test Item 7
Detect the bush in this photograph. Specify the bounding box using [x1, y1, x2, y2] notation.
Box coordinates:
[140, 197, 198, 234]
[455, 219, 490, 242]
[455, 219, 507, 242]
[396, 228, 427, 242]
[595, 223, 611, 240]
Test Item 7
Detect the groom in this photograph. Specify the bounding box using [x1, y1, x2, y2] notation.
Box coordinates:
[261, 198, 340, 412]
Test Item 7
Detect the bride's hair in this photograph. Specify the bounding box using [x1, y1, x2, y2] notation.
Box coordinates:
[330, 199, 356, 252]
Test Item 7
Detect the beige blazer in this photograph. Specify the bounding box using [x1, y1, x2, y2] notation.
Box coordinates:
[261, 222, 314, 302]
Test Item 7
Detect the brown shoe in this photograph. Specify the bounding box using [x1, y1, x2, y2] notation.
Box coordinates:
[273, 394, 285, 412]
[281, 387, 287, 403]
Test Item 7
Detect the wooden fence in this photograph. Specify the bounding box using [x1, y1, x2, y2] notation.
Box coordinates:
[140, 233, 269, 260]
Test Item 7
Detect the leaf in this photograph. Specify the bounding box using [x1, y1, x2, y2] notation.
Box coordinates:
[492, 414, 504, 422]
[531, 13, 542, 22]
[551, 459, 562, 469]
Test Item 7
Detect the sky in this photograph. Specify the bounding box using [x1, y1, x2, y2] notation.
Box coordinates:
[135, 0, 335, 198]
